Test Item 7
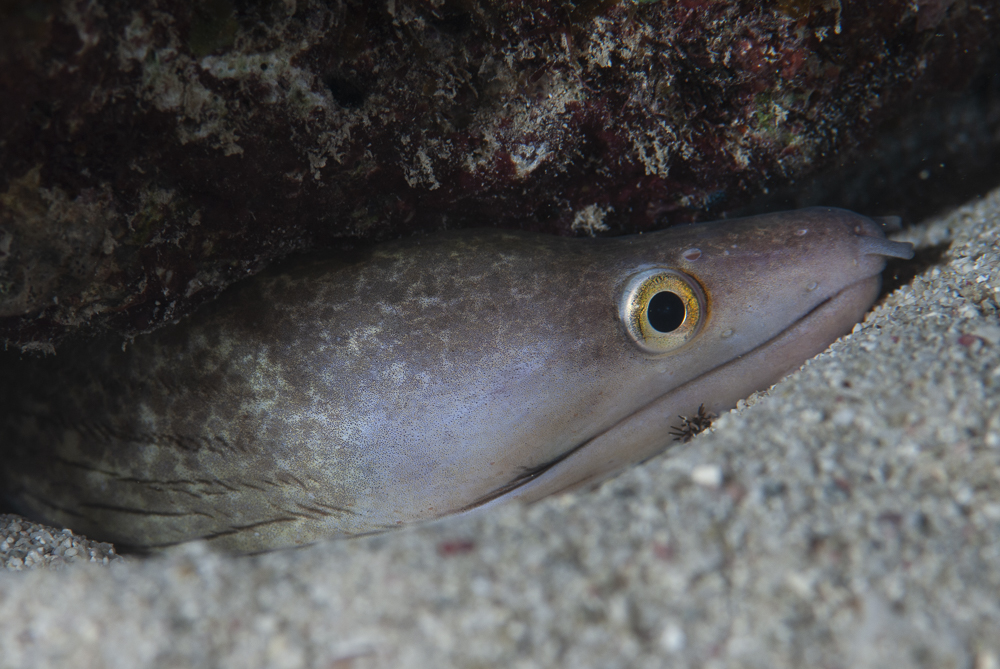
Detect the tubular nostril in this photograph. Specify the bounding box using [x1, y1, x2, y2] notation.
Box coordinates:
[856, 235, 915, 260]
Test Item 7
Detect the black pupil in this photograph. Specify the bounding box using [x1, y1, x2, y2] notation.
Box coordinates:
[647, 291, 686, 333]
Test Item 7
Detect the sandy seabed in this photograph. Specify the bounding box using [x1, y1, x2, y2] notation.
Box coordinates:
[2, 187, 999, 669]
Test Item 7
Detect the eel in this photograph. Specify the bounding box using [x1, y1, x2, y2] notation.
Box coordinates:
[0, 208, 914, 553]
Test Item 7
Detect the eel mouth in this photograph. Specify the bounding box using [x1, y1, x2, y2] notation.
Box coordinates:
[459, 274, 884, 513]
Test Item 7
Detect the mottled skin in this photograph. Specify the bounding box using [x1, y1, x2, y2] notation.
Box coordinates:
[0, 208, 912, 552]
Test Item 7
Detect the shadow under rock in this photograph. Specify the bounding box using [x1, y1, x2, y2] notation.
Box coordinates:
[877, 241, 952, 304]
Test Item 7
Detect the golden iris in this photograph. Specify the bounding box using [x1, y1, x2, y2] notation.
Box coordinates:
[619, 269, 706, 354]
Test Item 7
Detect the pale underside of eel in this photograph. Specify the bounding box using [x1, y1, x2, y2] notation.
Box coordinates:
[0, 208, 914, 553]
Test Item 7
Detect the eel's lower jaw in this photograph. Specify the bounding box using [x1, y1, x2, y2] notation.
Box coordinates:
[458, 275, 883, 515]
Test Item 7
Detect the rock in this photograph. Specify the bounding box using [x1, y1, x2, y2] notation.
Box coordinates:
[1, 0, 997, 347]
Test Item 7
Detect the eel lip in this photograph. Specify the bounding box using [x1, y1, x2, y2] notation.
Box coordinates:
[458, 274, 883, 514]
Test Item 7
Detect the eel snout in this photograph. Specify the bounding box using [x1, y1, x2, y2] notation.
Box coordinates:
[466, 209, 915, 510]
[849, 208, 915, 262]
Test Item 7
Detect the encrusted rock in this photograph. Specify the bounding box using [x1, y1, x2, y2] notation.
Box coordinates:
[1, 0, 996, 347]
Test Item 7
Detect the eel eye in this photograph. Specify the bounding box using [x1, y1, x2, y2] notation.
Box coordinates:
[619, 269, 707, 354]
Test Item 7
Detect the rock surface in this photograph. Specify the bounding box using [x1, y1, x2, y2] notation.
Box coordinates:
[741, 60, 1000, 223]
[1, 182, 998, 668]
[2, 0, 997, 347]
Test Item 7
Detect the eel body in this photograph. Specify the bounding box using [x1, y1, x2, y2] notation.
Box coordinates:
[0, 208, 913, 552]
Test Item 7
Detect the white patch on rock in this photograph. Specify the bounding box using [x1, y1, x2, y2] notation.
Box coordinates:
[510, 142, 551, 179]
[571, 204, 612, 237]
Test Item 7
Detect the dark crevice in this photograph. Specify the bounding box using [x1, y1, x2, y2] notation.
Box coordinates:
[323, 75, 367, 108]
[877, 241, 952, 303]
